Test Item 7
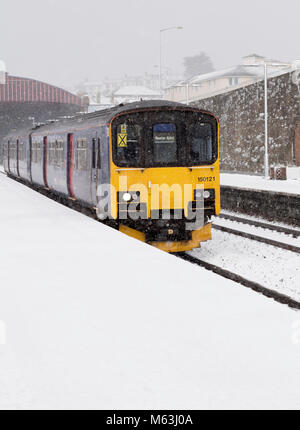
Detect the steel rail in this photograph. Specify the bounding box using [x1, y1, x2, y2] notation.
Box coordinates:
[212, 224, 300, 254]
[219, 213, 300, 238]
[178, 252, 300, 310]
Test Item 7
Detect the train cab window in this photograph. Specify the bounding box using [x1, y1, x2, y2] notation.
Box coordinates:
[115, 123, 142, 166]
[188, 122, 213, 164]
[152, 123, 177, 164]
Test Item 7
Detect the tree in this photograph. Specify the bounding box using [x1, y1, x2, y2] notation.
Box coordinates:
[183, 52, 214, 79]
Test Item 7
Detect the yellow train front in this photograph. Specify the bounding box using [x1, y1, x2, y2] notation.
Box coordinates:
[98, 101, 220, 252]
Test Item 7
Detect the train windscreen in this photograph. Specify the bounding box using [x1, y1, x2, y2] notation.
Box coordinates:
[112, 110, 217, 167]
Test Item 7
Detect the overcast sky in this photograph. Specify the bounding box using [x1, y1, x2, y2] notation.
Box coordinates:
[1, 0, 300, 89]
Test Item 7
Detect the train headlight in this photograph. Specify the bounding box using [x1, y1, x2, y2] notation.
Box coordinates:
[123, 192, 132, 202]
[195, 189, 203, 199]
[194, 189, 214, 200]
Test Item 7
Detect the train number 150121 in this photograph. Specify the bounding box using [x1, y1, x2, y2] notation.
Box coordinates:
[198, 176, 216, 182]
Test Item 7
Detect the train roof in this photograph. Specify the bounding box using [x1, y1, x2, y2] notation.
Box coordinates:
[4, 100, 217, 138]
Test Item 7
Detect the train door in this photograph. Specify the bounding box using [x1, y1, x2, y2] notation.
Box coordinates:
[16, 139, 20, 177]
[67, 133, 75, 198]
[43, 136, 49, 188]
[91, 136, 101, 203]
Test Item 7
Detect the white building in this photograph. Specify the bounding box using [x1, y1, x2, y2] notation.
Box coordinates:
[112, 85, 161, 105]
[164, 54, 291, 103]
[72, 72, 180, 110]
[88, 95, 113, 113]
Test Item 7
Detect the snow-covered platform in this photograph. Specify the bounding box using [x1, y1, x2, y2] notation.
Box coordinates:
[221, 173, 300, 195]
[0, 173, 300, 409]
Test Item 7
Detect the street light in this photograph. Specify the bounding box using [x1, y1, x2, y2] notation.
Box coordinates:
[185, 82, 203, 105]
[248, 61, 290, 179]
[159, 26, 183, 97]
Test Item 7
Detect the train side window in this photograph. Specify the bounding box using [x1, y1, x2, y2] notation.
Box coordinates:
[55, 140, 64, 167]
[54, 141, 58, 166]
[37, 142, 42, 163]
[58, 140, 63, 167]
[97, 138, 101, 169]
[49, 140, 55, 165]
[92, 138, 96, 169]
[32, 142, 36, 163]
[19, 142, 23, 161]
[76, 138, 87, 170]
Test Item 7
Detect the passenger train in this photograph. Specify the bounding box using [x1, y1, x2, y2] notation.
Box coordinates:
[2, 100, 220, 252]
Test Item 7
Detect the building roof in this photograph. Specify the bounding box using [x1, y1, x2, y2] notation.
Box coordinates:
[168, 62, 292, 89]
[242, 53, 265, 59]
[169, 65, 263, 88]
[0, 60, 6, 71]
[0, 73, 84, 106]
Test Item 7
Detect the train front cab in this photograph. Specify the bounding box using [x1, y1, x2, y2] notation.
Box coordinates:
[107, 107, 220, 253]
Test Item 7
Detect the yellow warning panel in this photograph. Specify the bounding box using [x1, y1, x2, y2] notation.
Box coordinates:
[118, 133, 127, 147]
[121, 124, 127, 133]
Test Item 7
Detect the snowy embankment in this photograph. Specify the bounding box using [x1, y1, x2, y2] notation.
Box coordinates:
[0, 174, 300, 410]
[221, 173, 300, 195]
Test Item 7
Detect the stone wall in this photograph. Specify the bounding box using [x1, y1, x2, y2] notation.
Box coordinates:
[221, 185, 300, 226]
[193, 71, 300, 174]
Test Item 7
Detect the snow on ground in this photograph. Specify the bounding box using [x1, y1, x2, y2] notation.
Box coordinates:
[1, 174, 300, 410]
[221, 173, 300, 195]
[189, 229, 300, 302]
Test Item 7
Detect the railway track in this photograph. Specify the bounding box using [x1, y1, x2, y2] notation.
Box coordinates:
[219, 212, 300, 238]
[180, 214, 300, 309]
[212, 224, 300, 254]
[178, 252, 300, 310]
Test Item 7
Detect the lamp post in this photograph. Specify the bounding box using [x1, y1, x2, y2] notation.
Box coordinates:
[248, 61, 290, 179]
[170, 82, 201, 105]
[185, 83, 203, 105]
[159, 26, 183, 97]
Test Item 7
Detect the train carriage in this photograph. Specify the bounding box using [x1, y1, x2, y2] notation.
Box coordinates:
[3, 100, 220, 252]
